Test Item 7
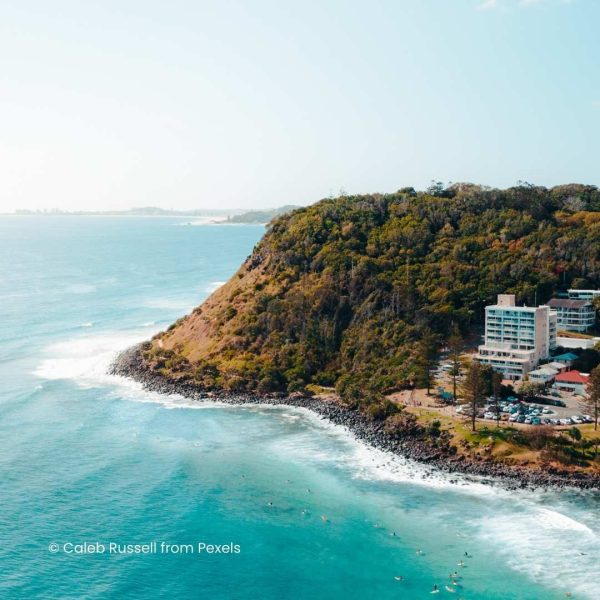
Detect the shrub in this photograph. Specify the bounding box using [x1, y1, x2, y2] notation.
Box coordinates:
[287, 379, 307, 394]
[426, 420, 442, 438]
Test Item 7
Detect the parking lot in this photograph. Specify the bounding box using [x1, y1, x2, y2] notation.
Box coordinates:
[434, 359, 593, 427]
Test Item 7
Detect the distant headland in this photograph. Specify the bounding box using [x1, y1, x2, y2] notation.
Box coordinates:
[6, 205, 299, 223]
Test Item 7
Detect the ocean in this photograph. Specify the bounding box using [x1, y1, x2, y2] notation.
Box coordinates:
[0, 216, 598, 599]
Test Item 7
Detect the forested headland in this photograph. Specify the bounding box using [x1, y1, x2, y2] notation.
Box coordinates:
[144, 182, 600, 408]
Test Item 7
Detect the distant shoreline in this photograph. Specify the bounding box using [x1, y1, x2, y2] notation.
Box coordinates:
[111, 343, 600, 492]
[0, 213, 232, 219]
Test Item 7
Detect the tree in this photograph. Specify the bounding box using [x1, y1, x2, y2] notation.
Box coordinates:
[519, 380, 544, 403]
[582, 366, 600, 430]
[461, 361, 486, 432]
[573, 348, 600, 373]
[567, 426, 582, 443]
[491, 371, 503, 428]
[415, 330, 439, 395]
[447, 324, 463, 402]
[591, 437, 600, 458]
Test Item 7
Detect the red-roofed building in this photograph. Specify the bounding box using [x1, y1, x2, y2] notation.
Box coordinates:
[553, 370, 589, 394]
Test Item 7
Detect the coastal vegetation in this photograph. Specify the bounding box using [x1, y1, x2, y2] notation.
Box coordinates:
[148, 182, 600, 405]
[402, 397, 600, 473]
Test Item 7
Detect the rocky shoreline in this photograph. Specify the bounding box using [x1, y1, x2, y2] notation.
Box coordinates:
[111, 344, 600, 492]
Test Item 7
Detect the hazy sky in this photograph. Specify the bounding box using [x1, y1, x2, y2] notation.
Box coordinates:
[0, 0, 598, 212]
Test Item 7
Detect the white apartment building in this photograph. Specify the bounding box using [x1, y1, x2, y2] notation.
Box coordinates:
[547, 298, 596, 332]
[475, 294, 557, 381]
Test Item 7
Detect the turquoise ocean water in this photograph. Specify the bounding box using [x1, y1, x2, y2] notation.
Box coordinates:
[0, 216, 598, 599]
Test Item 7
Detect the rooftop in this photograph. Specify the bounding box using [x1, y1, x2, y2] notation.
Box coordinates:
[554, 370, 589, 384]
[529, 367, 558, 376]
[547, 298, 590, 309]
[553, 352, 579, 361]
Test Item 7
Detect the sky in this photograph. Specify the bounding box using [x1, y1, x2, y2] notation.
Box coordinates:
[0, 0, 598, 212]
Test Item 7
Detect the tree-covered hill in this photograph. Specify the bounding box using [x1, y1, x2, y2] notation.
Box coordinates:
[145, 183, 600, 405]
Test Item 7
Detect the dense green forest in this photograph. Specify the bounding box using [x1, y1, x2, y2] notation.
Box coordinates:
[147, 183, 600, 407]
